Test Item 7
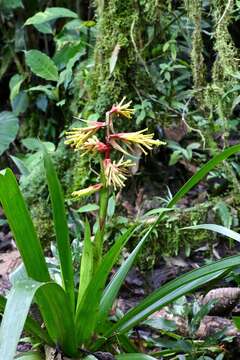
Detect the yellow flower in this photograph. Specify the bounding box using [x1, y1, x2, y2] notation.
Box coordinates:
[80, 136, 110, 156]
[103, 157, 134, 190]
[72, 183, 103, 198]
[109, 97, 135, 119]
[110, 129, 165, 155]
[65, 122, 106, 149]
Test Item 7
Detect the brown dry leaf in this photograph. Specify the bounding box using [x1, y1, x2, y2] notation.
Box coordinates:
[202, 288, 240, 315]
[109, 44, 121, 75]
[196, 316, 239, 338]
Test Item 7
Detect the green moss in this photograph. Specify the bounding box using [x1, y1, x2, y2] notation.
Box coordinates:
[134, 202, 211, 269]
[85, 0, 162, 116]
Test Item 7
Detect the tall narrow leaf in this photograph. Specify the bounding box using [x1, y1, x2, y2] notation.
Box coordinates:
[183, 224, 240, 243]
[0, 169, 49, 281]
[98, 224, 153, 326]
[77, 220, 93, 309]
[0, 294, 52, 345]
[0, 279, 43, 360]
[0, 279, 77, 359]
[75, 226, 136, 344]
[110, 255, 240, 335]
[43, 148, 75, 311]
[167, 144, 240, 208]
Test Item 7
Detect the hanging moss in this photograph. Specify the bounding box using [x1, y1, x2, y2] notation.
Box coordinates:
[184, 0, 206, 102]
[86, 0, 162, 115]
[204, 0, 239, 117]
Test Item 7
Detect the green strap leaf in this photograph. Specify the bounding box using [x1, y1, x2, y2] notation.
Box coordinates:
[116, 354, 157, 360]
[75, 226, 136, 345]
[167, 144, 240, 208]
[97, 224, 152, 326]
[183, 224, 240, 243]
[0, 294, 52, 345]
[0, 279, 77, 359]
[110, 255, 240, 335]
[0, 168, 50, 282]
[43, 147, 75, 311]
[0, 279, 46, 360]
[77, 220, 93, 310]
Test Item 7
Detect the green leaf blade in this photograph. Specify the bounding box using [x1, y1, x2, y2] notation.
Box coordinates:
[183, 224, 240, 243]
[77, 220, 93, 309]
[0, 169, 50, 282]
[0, 111, 19, 155]
[25, 7, 78, 26]
[110, 255, 240, 335]
[25, 50, 59, 81]
[75, 226, 136, 344]
[0, 279, 45, 360]
[167, 144, 240, 208]
[43, 148, 75, 311]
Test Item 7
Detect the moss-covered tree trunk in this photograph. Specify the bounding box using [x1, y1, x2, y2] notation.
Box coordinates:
[89, 0, 162, 114]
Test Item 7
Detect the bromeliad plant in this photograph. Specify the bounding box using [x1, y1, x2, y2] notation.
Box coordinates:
[1, 100, 240, 360]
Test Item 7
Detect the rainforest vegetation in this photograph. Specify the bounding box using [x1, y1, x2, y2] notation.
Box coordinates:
[1, 1, 240, 359]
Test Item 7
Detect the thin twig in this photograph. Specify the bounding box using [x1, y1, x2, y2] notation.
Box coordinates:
[181, 97, 206, 149]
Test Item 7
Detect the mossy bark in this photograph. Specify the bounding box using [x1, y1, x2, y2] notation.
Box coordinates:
[87, 0, 162, 114]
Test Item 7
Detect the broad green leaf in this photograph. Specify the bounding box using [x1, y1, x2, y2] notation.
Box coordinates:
[53, 42, 83, 69]
[27, 85, 58, 100]
[34, 22, 53, 34]
[110, 255, 240, 335]
[22, 138, 55, 152]
[107, 195, 116, 218]
[25, 50, 59, 82]
[0, 111, 19, 155]
[1, 0, 23, 9]
[0, 169, 50, 282]
[116, 355, 157, 360]
[57, 53, 81, 89]
[214, 201, 232, 228]
[12, 91, 29, 115]
[43, 148, 75, 311]
[25, 7, 78, 26]
[77, 220, 93, 309]
[144, 318, 176, 331]
[167, 144, 240, 208]
[9, 74, 25, 103]
[75, 226, 137, 344]
[183, 224, 240, 243]
[78, 204, 99, 213]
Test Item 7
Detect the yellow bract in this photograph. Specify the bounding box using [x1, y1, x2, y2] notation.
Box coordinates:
[110, 97, 135, 119]
[72, 184, 103, 198]
[110, 129, 165, 155]
[103, 158, 134, 190]
[65, 122, 105, 150]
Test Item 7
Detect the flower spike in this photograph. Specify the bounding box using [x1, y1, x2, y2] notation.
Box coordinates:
[109, 97, 135, 119]
[65, 122, 106, 149]
[103, 158, 134, 190]
[72, 183, 103, 198]
[80, 136, 110, 156]
[110, 129, 165, 155]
